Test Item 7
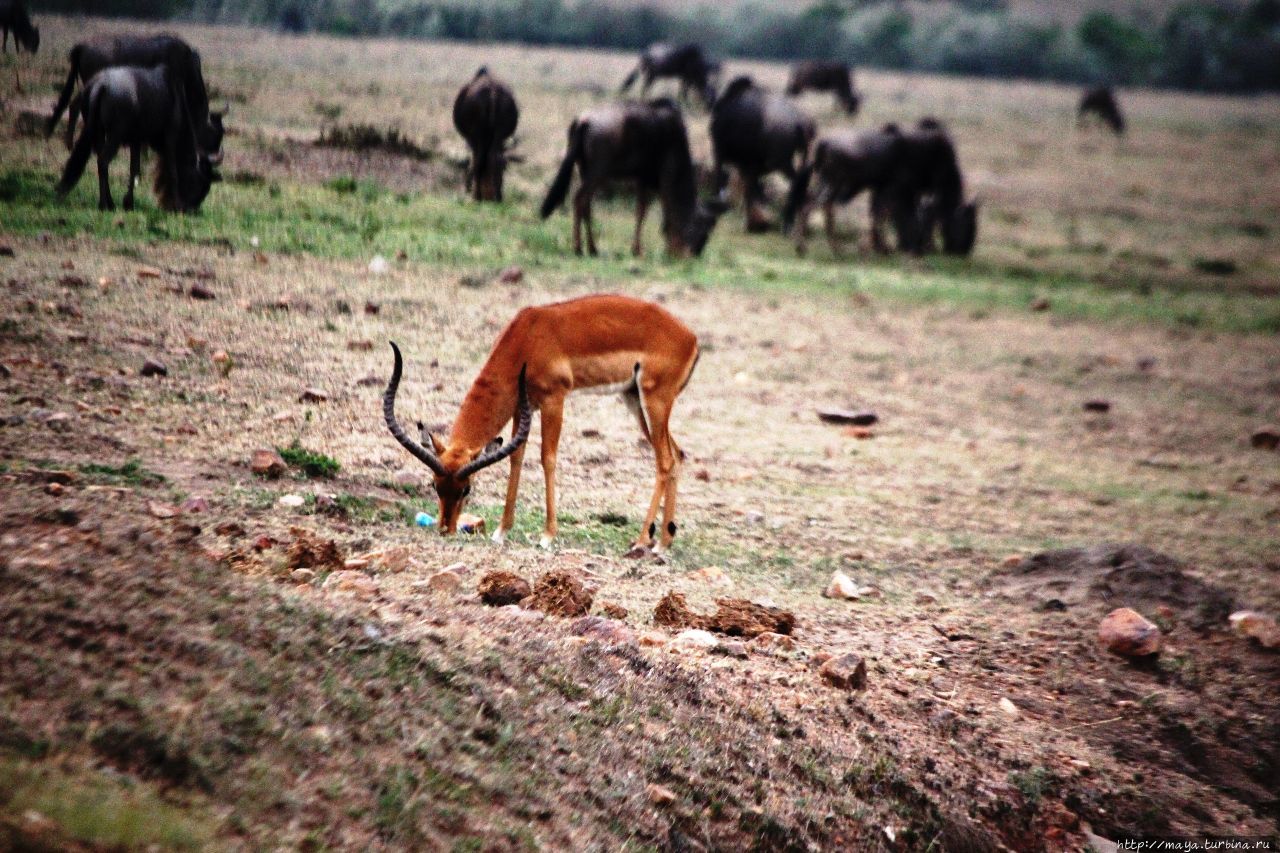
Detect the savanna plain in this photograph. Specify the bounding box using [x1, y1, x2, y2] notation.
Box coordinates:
[1, 16, 1279, 852]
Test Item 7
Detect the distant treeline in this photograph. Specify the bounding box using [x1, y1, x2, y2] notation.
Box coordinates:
[39, 0, 1280, 93]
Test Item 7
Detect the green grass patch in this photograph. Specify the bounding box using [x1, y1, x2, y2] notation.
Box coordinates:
[78, 459, 166, 487]
[277, 441, 341, 478]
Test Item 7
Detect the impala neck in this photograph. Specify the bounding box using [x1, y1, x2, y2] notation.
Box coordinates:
[448, 370, 519, 457]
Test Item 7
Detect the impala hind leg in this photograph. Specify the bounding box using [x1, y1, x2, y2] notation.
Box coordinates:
[537, 392, 565, 549]
[493, 418, 529, 544]
[637, 393, 680, 551]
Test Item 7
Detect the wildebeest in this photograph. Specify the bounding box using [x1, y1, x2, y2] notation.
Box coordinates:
[46, 33, 224, 159]
[1078, 86, 1125, 135]
[0, 0, 39, 91]
[620, 43, 719, 108]
[786, 119, 977, 257]
[785, 60, 860, 115]
[452, 67, 519, 202]
[56, 65, 221, 213]
[540, 98, 726, 258]
[710, 75, 815, 233]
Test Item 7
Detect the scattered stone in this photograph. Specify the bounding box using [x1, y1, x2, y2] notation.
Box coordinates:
[915, 592, 939, 605]
[252, 535, 276, 551]
[646, 783, 677, 806]
[842, 426, 874, 439]
[1250, 428, 1279, 451]
[823, 570, 861, 600]
[215, 521, 246, 537]
[639, 631, 667, 647]
[498, 265, 524, 284]
[1136, 356, 1156, 372]
[45, 482, 64, 497]
[0, 245, 12, 257]
[694, 468, 711, 482]
[147, 501, 179, 519]
[139, 358, 167, 377]
[687, 565, 731, 587]
[287, 527, 344, 571]
[569, 615, 636, 645]
[299, 387, 328, 403]
[998, 697, 1019, 717]
[600, 602, 628, 620]
[523, 569, 593, 618]
[1228, 611, 1280, 649]
[672, 629, 719, 651]
[364, 301, 380, 315]
[717, 640, 749, 659]
[322, 570, 377, 599]
[820, 654, 867, 690]
[136, 266, 162, 279]
[356, 374, 381, 387]
[180, 496, 209, 514]
[1030, 296, 1050, 312]
[368, 255, 389, 275]
[478, 570, 532, 606]
[58, 274, 90, 289]
[744, 510, 765, 525]
[1001, 553, 1023, 568]
[290, 568, 316, 584]
[750, 632, 796, 654]
[189, 284, 216, 300]
[816, 408, 878, 426]
[1098, 607, 1161, 657]
[1083, 399, 1111, 413]
[707, 598, 795, 638]
[278, 493, 305, 508]
[347, 339, 374, 352]
[425, 569, 464, 594]
[251, 449, 287, 478]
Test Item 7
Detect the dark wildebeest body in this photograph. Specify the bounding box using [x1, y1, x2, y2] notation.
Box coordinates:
[452, 67, 519, 202]
[710, 76, 815, 232]
[47, 33, 223, 159]
[540, 99, 726, 258]
[56, 65, 220, 213]
[785, 60, 859, 115]
[620, 43, 719, 108]
[1078, 86, 1125, 135]
[0, 0, 38, 91]
[785, 125, 905, 255]
[876, 119, 976, 255]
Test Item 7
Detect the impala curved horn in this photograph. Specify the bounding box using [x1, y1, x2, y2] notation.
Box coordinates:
[384, 341, 449, 477]
[457, 364, 532, 480]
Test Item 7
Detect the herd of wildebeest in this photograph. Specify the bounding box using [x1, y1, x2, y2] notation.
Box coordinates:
[2, 4, 1129, 259]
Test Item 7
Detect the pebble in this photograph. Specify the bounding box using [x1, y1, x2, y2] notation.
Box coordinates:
[1097, 607, 1161, 657]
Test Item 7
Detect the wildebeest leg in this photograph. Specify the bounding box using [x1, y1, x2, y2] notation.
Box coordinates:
[640, 70, 652, 97]
[824, 201, 839, 255]
[583, 193, 598, 256]
[571, 187, 584, 256]
[633, 186, 651, 257]
[123, 144, 141, 211]
[745, 173, 770, 233]
[869, 190, 891, 254]
[96, 140, 119, 212]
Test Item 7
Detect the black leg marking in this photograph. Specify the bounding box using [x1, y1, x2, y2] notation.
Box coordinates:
[666, 521, 677, 538]
[648, 522, 656, 540]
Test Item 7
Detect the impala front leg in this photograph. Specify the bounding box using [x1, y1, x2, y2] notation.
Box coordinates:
[537, 392, 565, 549]
[493, 418, 529, 544]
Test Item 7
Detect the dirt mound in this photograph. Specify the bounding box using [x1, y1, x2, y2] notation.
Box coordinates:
[652, 592, 795, 638]
[285, 527, 344, 571]
[993, 544, 1234, 628]
[477, 570, 531, 606]
[522, 570, 593, 618]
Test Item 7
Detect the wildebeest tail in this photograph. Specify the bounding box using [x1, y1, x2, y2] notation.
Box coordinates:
[782, 162, 813, 231]
[620, 63, 641, 93]
[56, 80, 99, 196]
[540, 119, 583, 219]
[46, 46, 83, 137]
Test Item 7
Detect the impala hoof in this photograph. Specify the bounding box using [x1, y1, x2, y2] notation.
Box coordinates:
[538, 534, 554, 550]
[491, 527, 507, 545]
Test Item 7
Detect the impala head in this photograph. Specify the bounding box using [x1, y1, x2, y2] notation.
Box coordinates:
[383, 342, 532, 534]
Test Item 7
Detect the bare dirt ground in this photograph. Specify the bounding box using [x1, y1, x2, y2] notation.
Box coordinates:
[1, 17, 1279, 853]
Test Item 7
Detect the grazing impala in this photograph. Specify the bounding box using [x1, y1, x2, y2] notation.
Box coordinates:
[384, 294, 700, 551]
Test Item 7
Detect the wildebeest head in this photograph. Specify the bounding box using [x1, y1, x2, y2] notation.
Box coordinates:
[942, 200, 978, 256]
[680, 196, 728, 257]
[202, 107, 227, 163]
[21, 25, 40, 54]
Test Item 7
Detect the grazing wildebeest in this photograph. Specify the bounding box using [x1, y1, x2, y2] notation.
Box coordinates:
[784, 124, 906, 255]
[540, 98, 726, 258]
[785, 60, 859, 115]
[0, 0, 38, 92]
[46, 33, 224, 158]
[620, 43, 719, 108]
[877, 118, 977, 256]
[56, 65, 221, 213]
[452, 67, 519, 202]
[710, 75, 815, 233]
[1078, 86, 1125, 135]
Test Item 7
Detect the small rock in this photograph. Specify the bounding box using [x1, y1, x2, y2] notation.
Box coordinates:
[364, 301, 380, 315]
[140, 358, 167, 377]
[215, 521, 246, 537]
[717, 640, 749, 659]
[672, 629, 719, 651]
[820, 654, 867, 690]
[1136, 356, 1156, 372]
[45, 482, 65, 497]
[498, 265, 524, 284]
[744, 510, 765, 525]
[1250, 428, 1279, 451]
[842, 426, 874, 439]
[639, 631, 668, 647]
[425, 569, 463, 594]
[750, 632, 796, 653]
[368, 255, 389, 275]
[823, 571, 861, 600]
[998, 697, 1019, 717]
[1030, 296, 1051, 312]
[694, 468, 711, 482]
[1228, 611, 1280, 649]
[646, 783, 677, 806]
[322, 570, 378, 599]
[1098, 607, 1161, 657]
[299, 387, 328, 403]
[1083, 399, 1111, 413]
[58, 274, 90, 288]
[600, 602, 628, 620]
[181, 495, 209, 514]
[569, 615, 636, 645]
[189, 284, 216, 300]
[136, 266, 162, 279]
[687, 565, 731, 587]
[1000, 553, 1023, 569]
[347, 339, 374, 352]
[277, 494, 305, 508]
[147, 501, 179, 519]
[0, 245, 13, 257]
[251, 449, 287, 478]
[252, 535, 276, 551]
[290, 568, 316, 584]
[356, 374, 381, 387]
[816, 408, 878, 426]
[478, 570, 532, 606]
[915, 592, 938, 605]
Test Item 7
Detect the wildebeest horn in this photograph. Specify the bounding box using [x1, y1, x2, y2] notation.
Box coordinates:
[384, 341, 449, 477]
[456, 365, 532, 479]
